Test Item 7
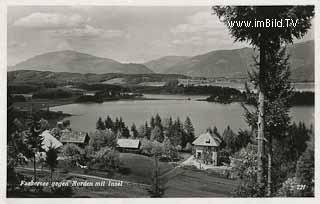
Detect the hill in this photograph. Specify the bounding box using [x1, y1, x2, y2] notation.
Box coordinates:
[144, 56, 189, 73]
[160, 40, 314, 81]
[10, 50, 154, 75]
[7, 70, 189, 85]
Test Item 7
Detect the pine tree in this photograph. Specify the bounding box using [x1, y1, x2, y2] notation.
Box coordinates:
[131, 123, 138, 139]
[150, 116, 155, 129]
[213, 6, 314, 196]
[150, 126, 163, 142]
[96, 117, 106, 130]
[154, 114, 163, 129]
[145, 122, 151, 139]
[163, 116, 174, 140]
[184, 116, 195, 145]
[122, 126, 130, 138]
[104, 116, 114, 130]
[171, 118, 183, 146]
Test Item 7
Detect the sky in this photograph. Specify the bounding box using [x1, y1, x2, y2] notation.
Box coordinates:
[7, 6, 314, 66]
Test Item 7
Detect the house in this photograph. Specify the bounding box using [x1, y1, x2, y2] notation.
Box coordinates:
[60, 130, 90, 148]
[192, 131, 222, 166]
[117, 138, 140, 153]
[40, 130, 63, 151]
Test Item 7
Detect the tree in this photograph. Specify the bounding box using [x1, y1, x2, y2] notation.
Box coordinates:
[163, 137, 179, 161]
[222, 126, 237, 153]
[62, 143, 83, 167]
[213, 6, 314, 196]
[104, 115, 114, 130]
[150, 116, 155, 129]
[144, 122, 151, 139]
[96, 117, 106, 130]
[184, 117, 195, 146]
[233, 144, 259, 197]
[131, 123, 138, 139]
[7, 98, 28, 190]
[91, 147, 120, 170]
[295, 138, 314, 196]
[154, 114, 163, 129]
[150, 126, 164, 142]
[149, 154, 166, 197]
[171, 117, 183, 146]
[45, 146, 58, 184]
[163, 117, 174, 141]
[39, 118, 49, 131]
[89, 129, 117, 151]
[148, 140, 166, 197]
[122, 126, 130, 138]
[25, 114, 44, 181]
[138, 124, 147, 139]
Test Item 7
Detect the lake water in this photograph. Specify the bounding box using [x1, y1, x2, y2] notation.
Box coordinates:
[51, 94, 314, 136]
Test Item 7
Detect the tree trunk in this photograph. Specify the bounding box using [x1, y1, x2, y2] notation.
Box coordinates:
[257, 41, 266, 195]
[267, 148, 272, 196]
[33, 155, 37, 181]
[50, 169, 53, 184]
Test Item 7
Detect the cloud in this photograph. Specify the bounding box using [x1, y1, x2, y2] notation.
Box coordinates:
[170, 11, 231, 46]
[45, 25, 126, 39]
[13, 12, 88, 29]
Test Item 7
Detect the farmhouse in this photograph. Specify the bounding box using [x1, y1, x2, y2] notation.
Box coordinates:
[117, 138, 140, 153]
[60, 130, 90, 148]
[192, 131, 222, 166]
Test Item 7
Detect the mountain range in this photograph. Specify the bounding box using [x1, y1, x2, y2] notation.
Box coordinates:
[144, 40, 314, 81]
[10, 50, 154, 75]
[9, 40, 314, 81]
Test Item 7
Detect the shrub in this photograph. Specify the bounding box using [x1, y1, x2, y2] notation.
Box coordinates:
[90, 147, 120, 170]
[276, 177, 301, 197]
[62, 144, 84, 167]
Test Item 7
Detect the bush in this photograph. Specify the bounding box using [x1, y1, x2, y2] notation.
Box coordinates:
[90, 147, 120, 170]
[62, 144, 84, 167]
[218, 149, 231, 166]
[276, 177, 301, 197]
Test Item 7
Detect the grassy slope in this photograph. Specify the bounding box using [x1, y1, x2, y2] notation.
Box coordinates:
[163, 168, 238, 197]
[117, 153, 173, 184]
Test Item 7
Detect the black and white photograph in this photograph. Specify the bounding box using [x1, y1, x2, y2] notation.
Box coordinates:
[4, 1, 317, 199]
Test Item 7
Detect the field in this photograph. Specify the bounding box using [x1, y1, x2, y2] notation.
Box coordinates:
[13, 152, 238, 197]
[163, 167, 239, 197]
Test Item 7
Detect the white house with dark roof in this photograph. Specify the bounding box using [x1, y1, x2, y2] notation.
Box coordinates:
[192, 131, 221, 166]
[117, 138, 140, 152]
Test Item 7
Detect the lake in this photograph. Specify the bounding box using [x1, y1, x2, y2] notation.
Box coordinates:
[51, 94, 314, 135]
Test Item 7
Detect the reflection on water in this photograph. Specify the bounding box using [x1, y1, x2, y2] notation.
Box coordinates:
[51, 94, 314, 135]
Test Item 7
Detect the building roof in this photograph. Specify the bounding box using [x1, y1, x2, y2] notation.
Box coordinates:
[117, 139, 140, 149]
[40, 130, 63, 151]
[60, 130, 89, 143]
[192, 132, 221, 147]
